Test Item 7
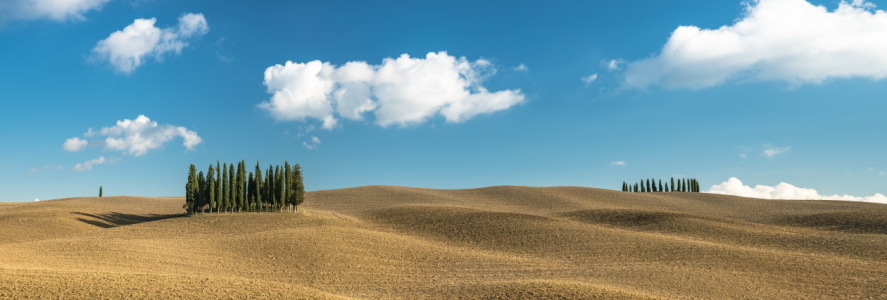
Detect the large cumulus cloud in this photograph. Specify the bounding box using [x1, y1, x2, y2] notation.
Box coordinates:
[624, 0, 887, 89]
[259, 51, 525, 128]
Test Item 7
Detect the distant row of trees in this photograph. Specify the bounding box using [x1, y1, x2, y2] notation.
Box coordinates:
[185, 161, 304, 214]
[622, 178, 700, 193]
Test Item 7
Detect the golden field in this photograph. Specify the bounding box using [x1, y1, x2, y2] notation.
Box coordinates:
[1, 186, 886, 299]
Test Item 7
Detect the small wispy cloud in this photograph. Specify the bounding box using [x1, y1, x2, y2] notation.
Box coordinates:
[514, 63, 529, 71]
[611, 160, 626, 166]
[72, 156, 119, 171]
[762, 145, 791, 158]
[603, 59, 624, 71]
[581, 73, 599, 84]
[27, 164, 65, 175]
[63, 137, 89, 152]
[302, 136, 322, 150]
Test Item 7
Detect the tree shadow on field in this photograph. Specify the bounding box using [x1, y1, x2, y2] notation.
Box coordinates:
[72, 212, 186, 228]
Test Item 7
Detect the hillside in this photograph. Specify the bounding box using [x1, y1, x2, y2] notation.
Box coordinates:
[1, 186, 886, 298]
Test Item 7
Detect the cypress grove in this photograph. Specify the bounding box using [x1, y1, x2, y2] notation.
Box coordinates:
[185, 161, 305, 215]
[621, 177, 701, 193]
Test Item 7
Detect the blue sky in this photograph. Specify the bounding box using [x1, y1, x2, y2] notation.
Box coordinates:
[2, 0, 886, 202]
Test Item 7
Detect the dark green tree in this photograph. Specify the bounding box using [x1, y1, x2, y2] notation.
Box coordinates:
[231, 162, 238, 212]
[265, 165, 274, 211]
[293, 164, 304, 211]
[254, 162, 263, 212]
[186, 164, 197, 214]
[284, 161, 292, 211]
[276, 165, 285, 211]
[207, 165, 216, 213]
[222, 163, 229, 212]
[99, 186, 103, 198]
[247, 172, 255, 212]
[196, 171, 205, 213]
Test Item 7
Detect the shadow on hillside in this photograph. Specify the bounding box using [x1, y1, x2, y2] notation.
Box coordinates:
[778, 212, 887, 235]
[72, 212, 186, 228]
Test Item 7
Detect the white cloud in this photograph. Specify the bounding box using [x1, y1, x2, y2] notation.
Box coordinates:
[302, 136, 321, 150]
[624, 0, 887, 89]
[708, 177, 887, 203]
[762, 146, 791, 158]
[581, 74, 599, 84]
[65, 115, 201, 156]
[514, 63, 529, 71]
[92, 13, 208, 74]
[604, 59, 624, 71]
[611, 160, 626, 166]
[0, 0, 110, 24]
[259, 51, 525, 128]
[72, 156, 107, 171]
[63, 137, 88, 152]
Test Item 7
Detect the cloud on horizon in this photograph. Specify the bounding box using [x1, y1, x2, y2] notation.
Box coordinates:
[64, 115, 202, 156]
[259, 51, 525, 129]
[708, 177, 887, 203]
[623, 0, 887, 89]
[91, 13, 209, 74]
[0, 0, 110, 25]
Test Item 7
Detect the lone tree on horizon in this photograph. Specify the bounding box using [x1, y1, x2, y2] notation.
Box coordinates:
[99, 186, 103, 198]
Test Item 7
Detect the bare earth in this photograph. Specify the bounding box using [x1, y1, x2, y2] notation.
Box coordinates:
[1, 186, 885, 299]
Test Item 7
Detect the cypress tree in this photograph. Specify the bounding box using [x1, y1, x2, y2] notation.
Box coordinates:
[207, 165, 216, 214]
[277, 166, 285, 211]
[634, 183, 638, 192]
[186, 164, 197, 214]
[658, 180, 663, 192]
[232, 163, 238, 212]
[284, 161, 292, 212]
[622, 181, 627, 192]
[215, 162, 221, 213]
[222, 163, 229, 212]
[196, 171, 205, 213]
[293, 164, 304, 211]
[241, 161, 247, 211]
[99, 186, 103, 198]
[236, 161, 243, 212]
[247, 172, 255, 211]
[265, 165, 274, 212]
[254, 162, 263, 212]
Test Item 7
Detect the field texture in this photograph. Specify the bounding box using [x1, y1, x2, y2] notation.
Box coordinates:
[1, 186, 886, 299]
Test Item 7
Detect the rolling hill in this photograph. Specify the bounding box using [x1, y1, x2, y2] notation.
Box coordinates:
[1, 186, 886, 298]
